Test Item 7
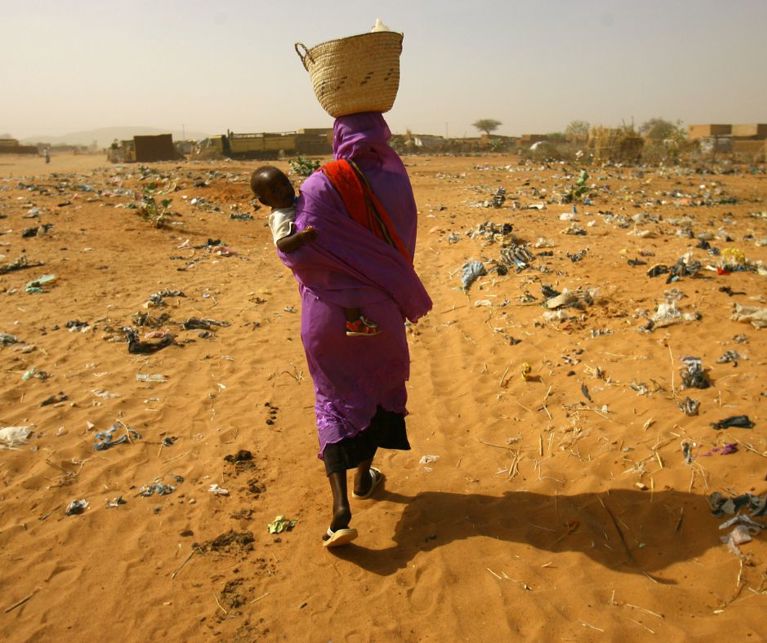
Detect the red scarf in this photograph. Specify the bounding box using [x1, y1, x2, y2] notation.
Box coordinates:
[321, 159, 411, 264]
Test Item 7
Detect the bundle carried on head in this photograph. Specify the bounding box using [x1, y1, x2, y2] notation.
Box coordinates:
[295, 20, 403, 118]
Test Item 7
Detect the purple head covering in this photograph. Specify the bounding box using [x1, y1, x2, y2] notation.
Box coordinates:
[333, 112, 392, 161]
[332, 112, 418, 258]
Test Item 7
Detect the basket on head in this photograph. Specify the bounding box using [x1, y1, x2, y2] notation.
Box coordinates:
[295, 31, 403, 118]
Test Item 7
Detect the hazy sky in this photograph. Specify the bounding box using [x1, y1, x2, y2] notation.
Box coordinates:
[3, 0, 766, 139]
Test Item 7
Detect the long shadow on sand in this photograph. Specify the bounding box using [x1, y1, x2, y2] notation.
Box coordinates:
[331, 488, 721, 581]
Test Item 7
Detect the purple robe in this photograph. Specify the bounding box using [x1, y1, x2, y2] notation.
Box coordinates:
[278, 113, 432, 456]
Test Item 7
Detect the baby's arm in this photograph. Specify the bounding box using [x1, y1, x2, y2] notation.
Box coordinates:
[275, 226, 317, 253]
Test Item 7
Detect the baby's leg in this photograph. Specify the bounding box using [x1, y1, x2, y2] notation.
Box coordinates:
[344, 307, 381, 336]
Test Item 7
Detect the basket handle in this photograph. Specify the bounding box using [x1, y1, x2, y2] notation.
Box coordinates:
[294, 43, 314, 71]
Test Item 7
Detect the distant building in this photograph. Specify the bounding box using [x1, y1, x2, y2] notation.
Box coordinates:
[687, 124, 731, 140]
[108, 134, 179, 163]
[395, 133, 448, 152]
[218, 128, 332, 159]
[295, 128, 334, 155]
[388, 132, 517, 154]
[730, 138, 767, 160]
[134, 134, 177, 162]
[730, 124, 767, 139]
[0, 138, 38, 155]
[688, 123, 767, 161]
[174, 140, 197, 156]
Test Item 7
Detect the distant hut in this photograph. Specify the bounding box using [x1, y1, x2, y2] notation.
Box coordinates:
[133, 134, 177, 162]
[0, 138, 38, 155]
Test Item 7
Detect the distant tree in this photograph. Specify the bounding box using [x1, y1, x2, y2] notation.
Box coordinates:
[546, 132, 566, 143]
[473, 119, 502, 135]
[640, 118, 685, 142]
[565, 120, 590, 142]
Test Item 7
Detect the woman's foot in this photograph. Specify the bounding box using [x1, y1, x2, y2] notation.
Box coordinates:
[329, 505, 351, 533]
[323, 526, 358, 548]
[323, 505, 355, 547]
[324, 471, 352, 543]
[352, 467, 383, 499]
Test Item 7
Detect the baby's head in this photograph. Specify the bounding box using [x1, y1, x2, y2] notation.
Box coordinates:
[250, 166, 295, 209]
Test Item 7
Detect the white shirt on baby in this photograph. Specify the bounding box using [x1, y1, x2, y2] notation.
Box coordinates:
[268, 205, 296, 244]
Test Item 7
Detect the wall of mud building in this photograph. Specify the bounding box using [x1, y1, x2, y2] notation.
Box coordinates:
[134, 134, 177, 162]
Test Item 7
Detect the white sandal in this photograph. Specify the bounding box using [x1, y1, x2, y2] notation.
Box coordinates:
[352, 467, 383, 499]
[323, 527, 358, 548]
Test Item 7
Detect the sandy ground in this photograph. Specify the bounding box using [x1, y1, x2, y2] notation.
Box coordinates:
[0, 152, 108, 178]
[0, 153, 766, 641]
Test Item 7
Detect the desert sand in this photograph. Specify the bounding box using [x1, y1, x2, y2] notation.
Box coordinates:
[0, 152, 765, 641]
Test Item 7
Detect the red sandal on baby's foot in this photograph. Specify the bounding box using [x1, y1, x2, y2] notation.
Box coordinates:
[345, 316, 381, 337]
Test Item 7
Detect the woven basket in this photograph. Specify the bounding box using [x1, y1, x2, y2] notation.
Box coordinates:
[295, 31, 403, 118]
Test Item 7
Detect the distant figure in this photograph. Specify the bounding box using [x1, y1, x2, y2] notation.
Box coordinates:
[44, 148, 50, 164]
[251, 165, 382, 336]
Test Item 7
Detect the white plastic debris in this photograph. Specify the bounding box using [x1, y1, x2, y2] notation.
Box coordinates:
[545, 290, 578, 310]
[92, 389, 119, 399]
[650, 301, 700, 328]
[721, 525, 756, 557]
[543, 310, 570, 322]
[136, 373, 167, 383]
[0, 426, 32, 449]
[208, 484, 230, 496]
[370, 17, 391, 32]
[731, 303, 767, 329]
[628, 228, 656, 238]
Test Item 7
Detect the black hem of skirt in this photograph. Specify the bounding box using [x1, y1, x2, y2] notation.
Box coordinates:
[322, 406, 410, 475]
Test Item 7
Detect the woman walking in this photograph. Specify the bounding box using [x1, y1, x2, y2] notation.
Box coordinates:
[277, 112, 431, 547]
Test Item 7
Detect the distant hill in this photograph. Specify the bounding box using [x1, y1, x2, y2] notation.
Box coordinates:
[21, 126, 211, 149]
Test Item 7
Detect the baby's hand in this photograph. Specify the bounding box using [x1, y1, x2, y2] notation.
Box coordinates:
[278, 226, 317, 253]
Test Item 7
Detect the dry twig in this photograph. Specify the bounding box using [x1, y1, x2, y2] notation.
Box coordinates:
[600, 499, 635, 562]
[514, 400, 537, 415]
[249, 592, 270, 604]
[171, 548, 198, 580]
[674, 507, 684, 533]
[667, 344, 676, 398]
[628, 618, 656, 634]
[213, 593, 228, 615]
[478, 438, 513, 450]
[734, 440, 767, 458]
[4, 589, 37, 614]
